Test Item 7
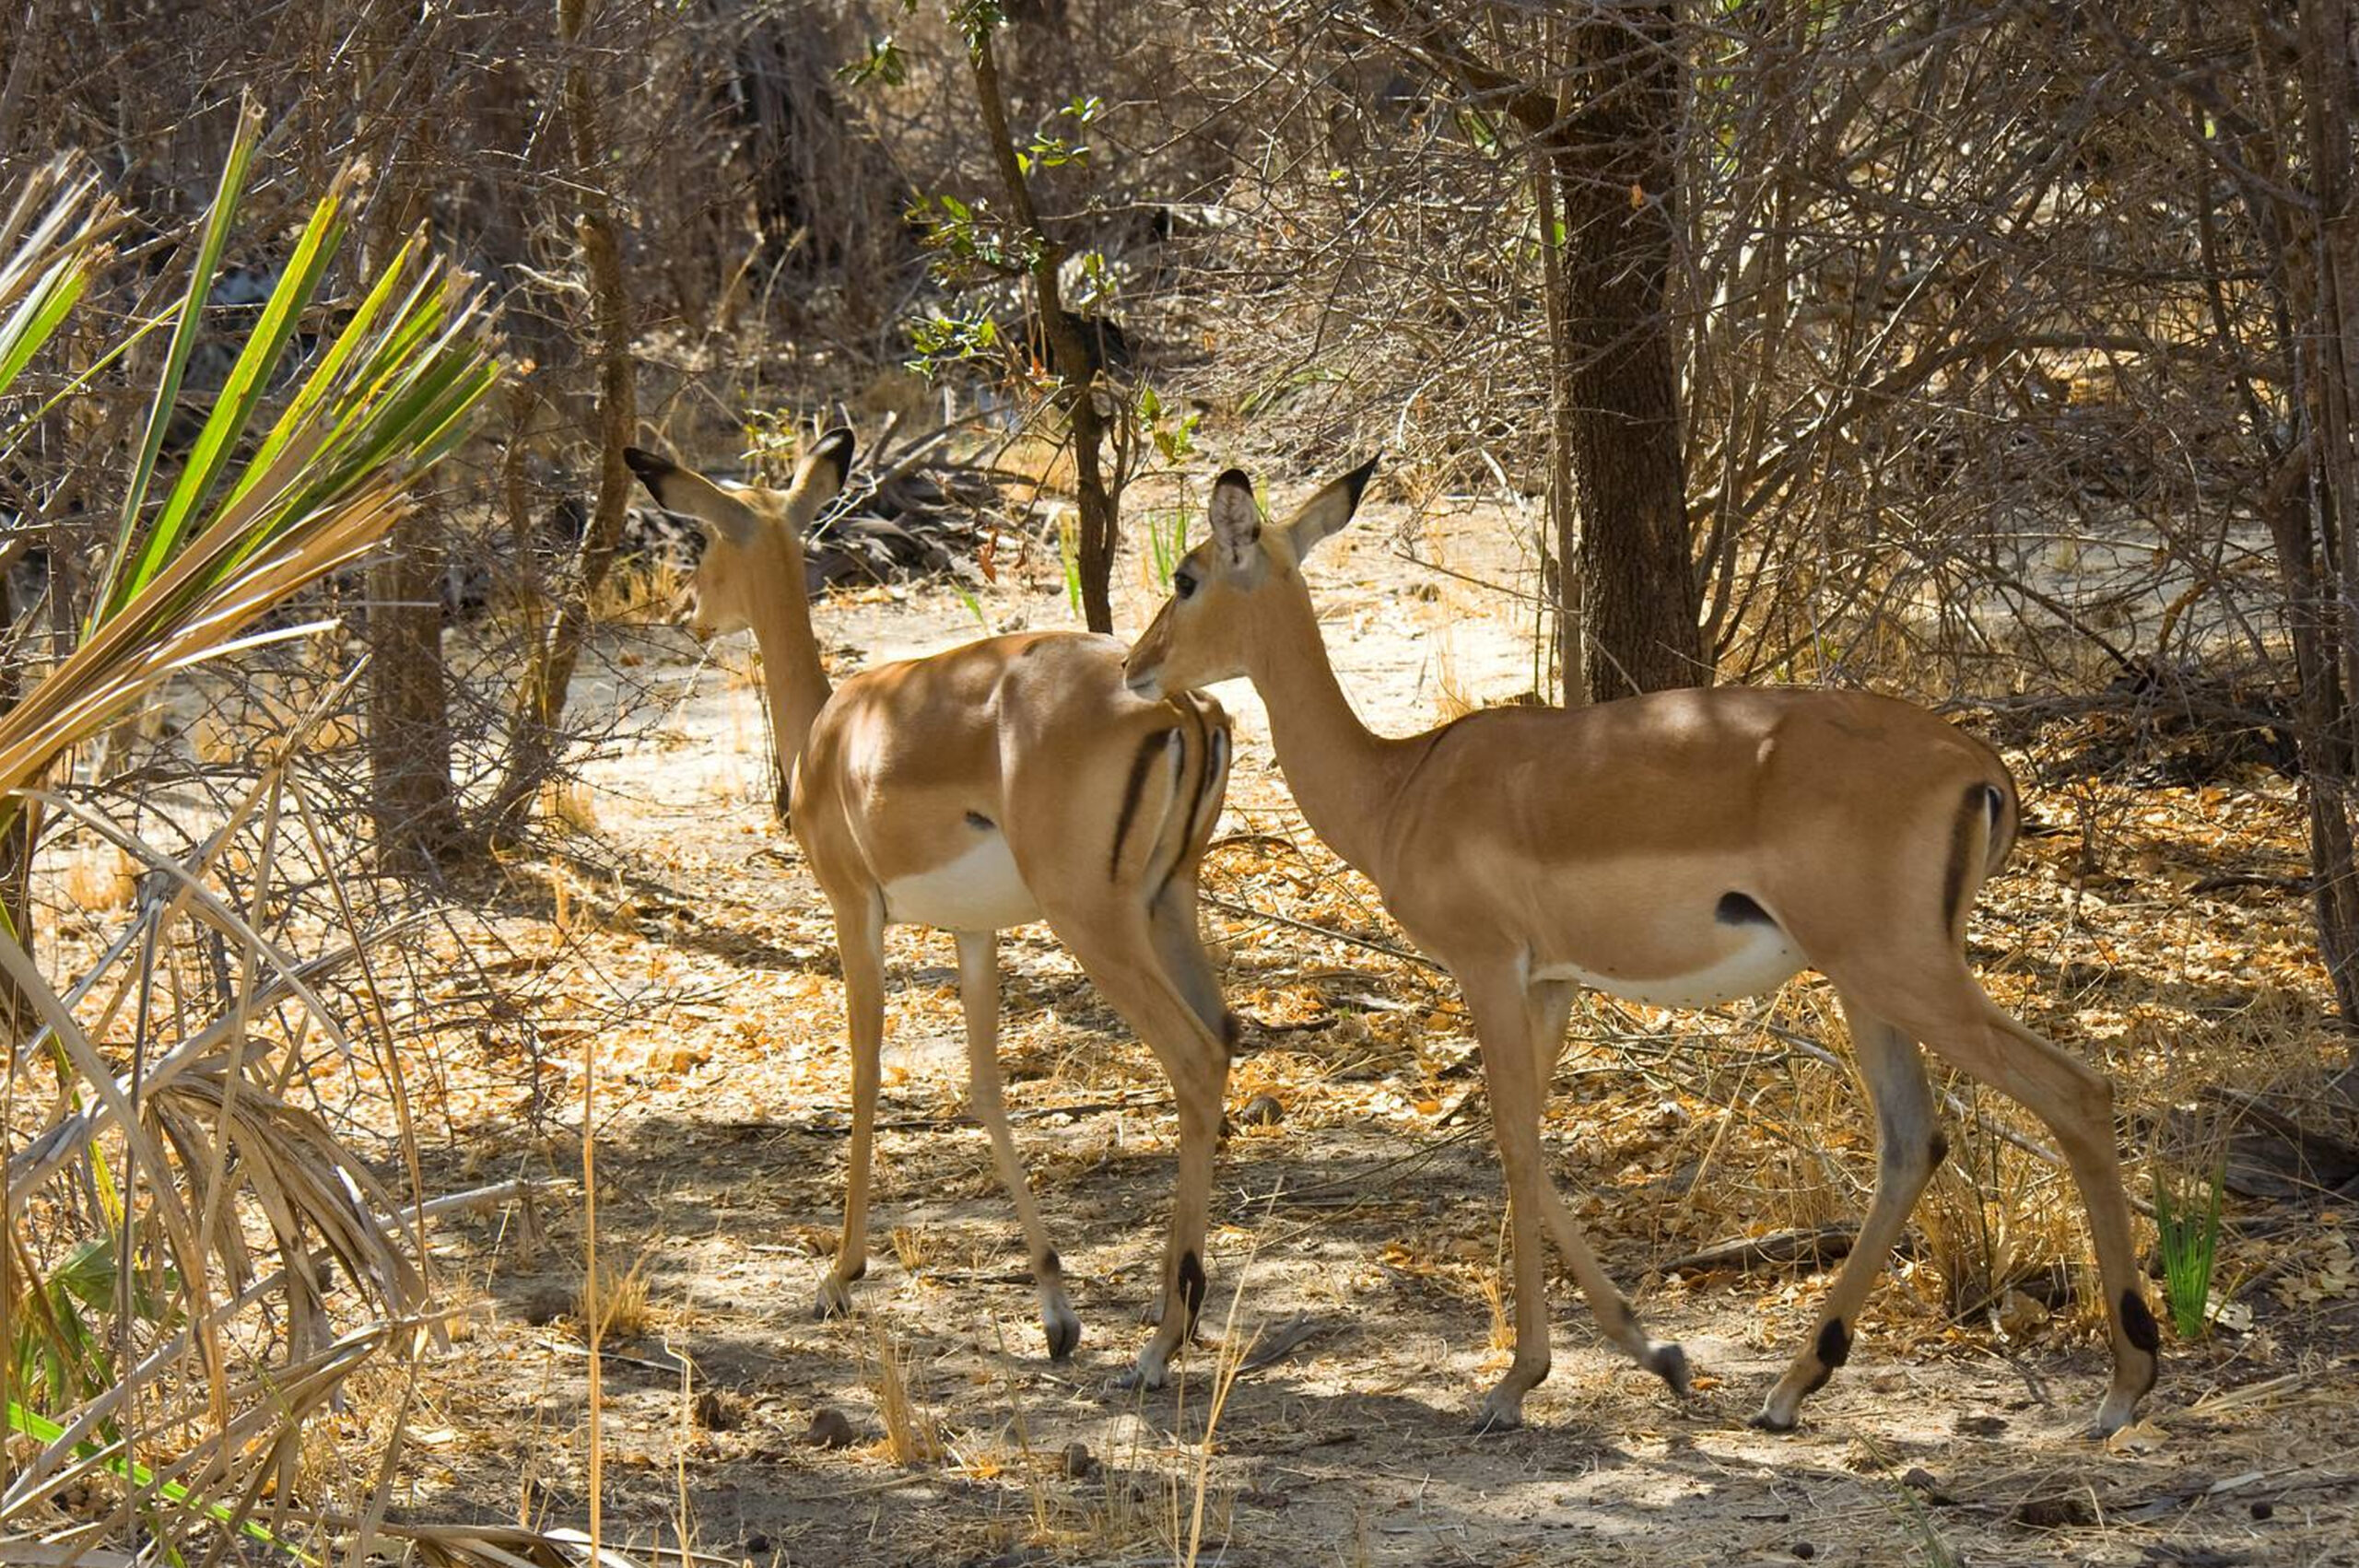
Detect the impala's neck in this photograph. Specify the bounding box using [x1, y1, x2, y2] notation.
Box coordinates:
[744, 532, 832, 766]
[1244, 579, 1418, 879]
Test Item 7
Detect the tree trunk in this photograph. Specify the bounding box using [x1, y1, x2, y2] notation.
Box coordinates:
[1548, 2, 1702, 701]
[1369, 0, 1701, 701]
[2294, 0, 2359, 1054]
[0, 565, 35, 1045]
[366, 508, 462, 874]
[967, 21, 1119, 634]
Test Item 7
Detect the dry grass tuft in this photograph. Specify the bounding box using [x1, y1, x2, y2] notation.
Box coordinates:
[580, 1254, 656, 1341]
[870, 1323, 943, 1465]
[59, 840, 136, 911]
[538, 777, 603, 835]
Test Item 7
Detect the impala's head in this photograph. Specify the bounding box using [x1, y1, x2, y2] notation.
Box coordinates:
[1125, 455, 1379, 697]
[621, 428, 854, 638]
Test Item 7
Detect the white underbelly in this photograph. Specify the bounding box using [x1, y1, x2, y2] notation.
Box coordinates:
[882, 835, 1039, 932]
[1532, 924, 1805, 1010]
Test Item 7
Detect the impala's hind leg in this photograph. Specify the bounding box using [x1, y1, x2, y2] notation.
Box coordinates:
[818, 889, 886, 1320]
[1755, 995, 1941, 1431]
[956, 930, 1081, 1359]
[1824, 956, 2159, 1437]
[1046, 904, 1229, 1392]
[1147, 875, 1238, 1049]
[1921, 996, 2157, 1435]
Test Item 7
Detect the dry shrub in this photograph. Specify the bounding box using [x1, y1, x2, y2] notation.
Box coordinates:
[1913, 1112, 2072, 1322]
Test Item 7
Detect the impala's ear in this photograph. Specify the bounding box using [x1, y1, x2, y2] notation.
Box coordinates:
[1207, 467, 1262, 569]
[1282, 453, 1380, 560]
[624, 445, 761, 548]
[795, 426, 855, 503]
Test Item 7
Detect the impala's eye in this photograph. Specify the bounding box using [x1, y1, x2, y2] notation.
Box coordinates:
[1174, 570, 1198, 601]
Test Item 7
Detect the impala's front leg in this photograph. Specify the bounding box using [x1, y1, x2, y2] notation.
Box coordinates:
[818, 893, 886, 1321]
[1462, 971, 1554, 1432]
[1525, 986, 1689, 1396]
[955, 930, 1081, 1358]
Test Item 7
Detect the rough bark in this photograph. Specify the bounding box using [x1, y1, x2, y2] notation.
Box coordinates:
[366, 507, 463, 873]
[0, 565, 34, 1045]
[2294, 0, 2359, 1046]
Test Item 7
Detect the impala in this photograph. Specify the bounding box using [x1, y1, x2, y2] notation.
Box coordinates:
[625, 432, 1236, 1385]
[1123, 460, 2159, 1436]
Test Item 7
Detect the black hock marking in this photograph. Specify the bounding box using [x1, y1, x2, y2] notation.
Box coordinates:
[1220, 1010, 1244, 1052]
[843, 1259, 867, 1284]
[1038, 1247, 1062, 1279]
[1716, 891, 1775, 927]
[965, 811, 995, 831]
[1109, 729, 1170, 879]
[2121, 1290, 2161, 1357]
[1816, 1316, 1852, 1370]
[1928, 1129, 1951, 1168]
[1178, 1251, 1207, 1329]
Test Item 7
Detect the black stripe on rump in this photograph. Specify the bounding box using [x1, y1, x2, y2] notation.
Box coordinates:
[1109, 728, 1173, 879]
[1941, 783, 1997, 940]
[1156, 701, 1226, 901]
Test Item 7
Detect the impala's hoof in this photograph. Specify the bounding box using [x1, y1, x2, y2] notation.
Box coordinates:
[814, 1277, 855, 1321]
[1043, 1304, 1081, 1362]
[1647, 1342, 1692, 1397]
[1747, 1406, 1798, 1433]
[1470, 1398, 1524, 1435]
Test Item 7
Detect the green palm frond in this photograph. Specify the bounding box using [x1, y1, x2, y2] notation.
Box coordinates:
[0, 99, 502, 823]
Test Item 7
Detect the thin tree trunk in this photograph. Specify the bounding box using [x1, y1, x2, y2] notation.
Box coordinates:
[491, 0, 637, 834]
[966, 20, 1119, 634]
[2295, 0, 2359, 1049]
[1532, 131, 1582, 705]
[0, 565, 34, 1045]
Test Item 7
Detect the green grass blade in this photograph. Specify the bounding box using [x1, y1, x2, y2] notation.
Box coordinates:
[6, 1400, 303, 1553]
[134, 182, 350, 588]
[89, 99, 263, 627]
[0, 257, 88, 394]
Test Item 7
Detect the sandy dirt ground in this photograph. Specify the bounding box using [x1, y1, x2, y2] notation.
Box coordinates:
[393, 491, 2359, 1568]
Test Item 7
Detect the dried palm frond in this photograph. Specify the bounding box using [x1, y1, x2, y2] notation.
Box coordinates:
[1, 97, 501, 1563]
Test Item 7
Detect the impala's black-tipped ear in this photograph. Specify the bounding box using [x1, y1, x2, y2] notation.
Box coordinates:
[808, 427, 856, 489]
[623, 446, 675, 492]
[622, 445, 758, 546]
[1286, 452, 1380, 559]
[1207, 468, 1261, 568]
